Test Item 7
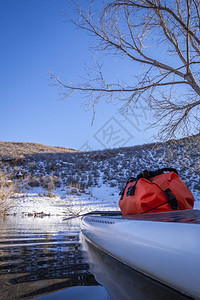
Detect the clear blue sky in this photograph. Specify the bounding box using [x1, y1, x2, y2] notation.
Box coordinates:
[0, 0, 154, 151]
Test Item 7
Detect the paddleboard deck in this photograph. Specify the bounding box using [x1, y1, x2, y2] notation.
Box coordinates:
[82, 209, 200, 223]
[81, 209, 200, 299]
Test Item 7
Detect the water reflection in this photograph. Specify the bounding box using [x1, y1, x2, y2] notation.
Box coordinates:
[81, 233, 191, 300]
[0, 216, 99, 299]
[0, 216, 192, 300]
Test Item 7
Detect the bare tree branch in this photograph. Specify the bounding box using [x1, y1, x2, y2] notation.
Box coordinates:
[51, 0, 200, 140]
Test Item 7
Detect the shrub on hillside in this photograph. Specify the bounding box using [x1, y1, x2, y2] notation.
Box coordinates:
[14, 155, 25, 166]
[28, 176, 41, 188]
[28, 162, 37, 170]
[41, 175, 61, 191]
[0, 172, 15, 214]
[52, 175, 62, 188]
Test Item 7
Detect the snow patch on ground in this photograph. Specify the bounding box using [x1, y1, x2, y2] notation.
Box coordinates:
[8, 185, 120, 217]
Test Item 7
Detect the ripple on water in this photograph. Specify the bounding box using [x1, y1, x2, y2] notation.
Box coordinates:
[0, 216, 191, 300]
[0, 216, 99, 300]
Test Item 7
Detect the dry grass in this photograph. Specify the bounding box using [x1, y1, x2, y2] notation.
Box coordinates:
[0, 172, 15, 214]
[0, 141, 79, 158]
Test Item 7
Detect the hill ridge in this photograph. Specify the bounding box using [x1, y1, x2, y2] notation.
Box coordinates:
[0, 141, 78, 157]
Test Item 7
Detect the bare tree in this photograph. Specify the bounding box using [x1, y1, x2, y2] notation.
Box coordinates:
[51, 0, 200, 139]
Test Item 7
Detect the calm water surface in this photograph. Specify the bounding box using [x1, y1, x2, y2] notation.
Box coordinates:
[0, 216, 190, 300]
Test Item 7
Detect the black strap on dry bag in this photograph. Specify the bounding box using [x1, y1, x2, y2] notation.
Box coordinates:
[136, 168, 178, 180]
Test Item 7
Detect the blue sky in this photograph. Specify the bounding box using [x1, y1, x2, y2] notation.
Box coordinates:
[0, 0, 154, 151]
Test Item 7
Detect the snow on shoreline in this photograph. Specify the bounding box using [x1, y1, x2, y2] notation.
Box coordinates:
[7, 185, 121, 217]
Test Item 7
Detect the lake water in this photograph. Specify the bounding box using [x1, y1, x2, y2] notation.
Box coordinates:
[0, 216, 190, 300]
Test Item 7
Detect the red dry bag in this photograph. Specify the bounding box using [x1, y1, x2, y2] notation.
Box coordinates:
[119, 168, 194, 215]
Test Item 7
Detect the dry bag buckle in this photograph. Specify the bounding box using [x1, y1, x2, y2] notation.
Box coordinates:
[164, 188, 179, 210]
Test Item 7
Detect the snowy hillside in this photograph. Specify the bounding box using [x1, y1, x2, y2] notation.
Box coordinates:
[0, 135, 199, 215]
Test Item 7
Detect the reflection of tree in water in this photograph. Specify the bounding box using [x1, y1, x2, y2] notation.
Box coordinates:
[0, 225, 99, 299]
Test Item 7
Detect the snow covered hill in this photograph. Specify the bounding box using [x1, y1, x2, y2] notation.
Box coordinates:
[0, 135, 199, 215]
